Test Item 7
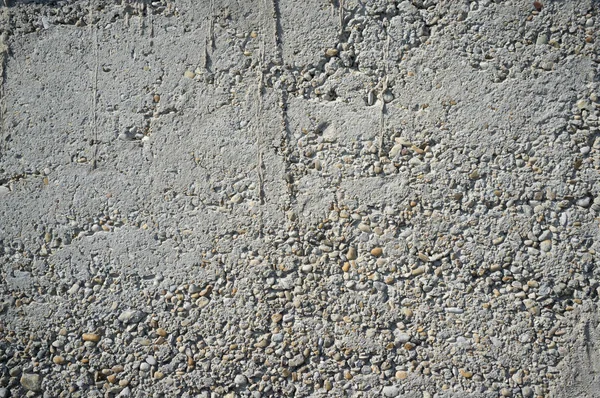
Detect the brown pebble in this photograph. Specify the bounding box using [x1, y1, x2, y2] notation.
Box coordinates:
[396, 370, 408, 380]
[153, 94, 160, 103]
[156, 328, 168, 337]
[271, 313, 283, 323]
[82, 333, 101, 343]
[342, 262, 350, 272]
[370, 247, 383, 257]
[154, 371, 164, 379]
[325, 48, 338, 57]
[107, 374, 117, 384]
[52, 356, 65, 365]
[533, 1, 542, 11]
[250, 31, 258, 38]
[460, 369, 473, 379]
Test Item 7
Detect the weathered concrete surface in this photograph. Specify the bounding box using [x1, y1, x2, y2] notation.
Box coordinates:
[0, 1, 599, 397]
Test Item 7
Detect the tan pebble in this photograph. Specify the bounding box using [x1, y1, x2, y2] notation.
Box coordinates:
[370, 247, 383, 257]
[111, 365, 124, 373]
[199, 285, 212, 296]
[52, 356, 65, 365]
[403, 342, 415, 350]
[153, 94, 160, 103]
[196, 297, 210, 308]
[243, 50, 252, 56]
[156, 328, 168, 337]
[346, 247, 357, 260]
[411, 145, 425, 155]
[250, 31, 258, 38]
[82, 333, 101, 343]
[342, 262, 350, 272]
[395, 370, 408, 380]
[271, 313, 283, 323]
[418, 253, 430, 262]
[411, 267, 425, 276]
[118, 379, 129, 387]
[527, 280, 539, 288]
[106, 374, 117, 384]
[324, 380, 333, 390]
[184, 70, 195, 79]
[403, 308, 413, 317]
[490, 264, 502, 272]
[459, 369, 473, 379]
[325, 48, 338, 57]
[492, 236, 504, 245]
[344, 371, 353, 380]
[154, 371, 164, 380]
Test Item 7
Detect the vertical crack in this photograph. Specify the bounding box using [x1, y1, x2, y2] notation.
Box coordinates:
[271, 0, 295, 205]
[0, 33, 7, 156]
[90, 6, 99, 170]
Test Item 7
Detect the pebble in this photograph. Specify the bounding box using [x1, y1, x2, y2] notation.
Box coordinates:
[540, 240, 552, 252]
[52, 356, 65, 365]
[382, 90, 394, 103]
[234, 374, 247, 386]
[395, 370, 408, 379]
[153, 371, 164, 379]
[231, 194, 243, 204]
[118, 310, 145, 324]
[346, 247, 357, 260]
[82, 333, 101, 343]
[184, 70, 195, 79]
[271, 313, 283, 323]
[500, 388, 512, 397]
[20, 373, 42, 392]
[576, 196, 591, 207]
[459, 369, 473, 379]
[396, 333, 411, 343]
[445, 307, 464, 314]
[156, 328, 168, 337]
[382, 385, 400, 397]
[370, 247, 383, 257]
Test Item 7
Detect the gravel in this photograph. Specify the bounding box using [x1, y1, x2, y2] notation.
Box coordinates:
[1, 0, 599, 397]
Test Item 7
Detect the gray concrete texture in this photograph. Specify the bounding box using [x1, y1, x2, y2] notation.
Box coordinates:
[0, 0, 600, 397]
